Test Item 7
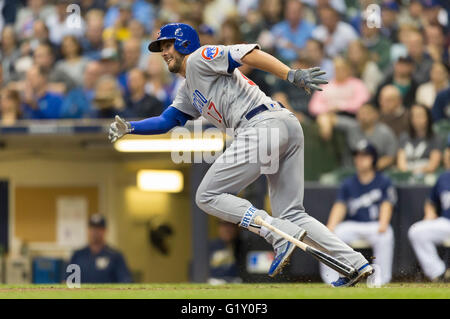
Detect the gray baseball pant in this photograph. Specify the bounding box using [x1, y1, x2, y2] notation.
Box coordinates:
[195, 108, 367, 270]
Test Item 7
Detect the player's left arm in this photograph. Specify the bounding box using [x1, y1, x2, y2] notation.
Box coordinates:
[240, 49, 328, 94]
[378, 182, 396, 233]
[378, 201, 393, 233]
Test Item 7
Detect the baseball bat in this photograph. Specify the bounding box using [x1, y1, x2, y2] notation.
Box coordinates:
[253, 216, 358, 278]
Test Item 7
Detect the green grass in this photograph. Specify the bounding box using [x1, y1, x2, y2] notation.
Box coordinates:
[0, 283, 448, 299]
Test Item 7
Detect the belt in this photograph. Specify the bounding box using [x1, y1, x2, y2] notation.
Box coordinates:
[245, 102, 285, 121]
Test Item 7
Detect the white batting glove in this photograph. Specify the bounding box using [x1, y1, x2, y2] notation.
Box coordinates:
[109, 115, 132, 143]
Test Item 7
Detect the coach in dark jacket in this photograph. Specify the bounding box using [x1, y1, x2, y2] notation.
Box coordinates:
[68, 214, 132, 283]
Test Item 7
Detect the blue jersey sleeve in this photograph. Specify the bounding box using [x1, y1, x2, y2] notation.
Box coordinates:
[381, 178, 397, 205]
[129, 106, 193, 135]
[428, 177, 441, 208]
[336, 181, 350, 203]
[227, 51, 242, 74]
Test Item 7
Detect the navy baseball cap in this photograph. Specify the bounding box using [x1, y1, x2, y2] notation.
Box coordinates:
[198, 24, 215, 36]
[382, 1, 400, 11]
[422, 0, 441, 8]
[89, 214, 106, 228]
[352, 140, 378, 165]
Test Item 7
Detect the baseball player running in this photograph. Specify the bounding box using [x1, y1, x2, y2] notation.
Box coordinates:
[109, 23, 373, 286]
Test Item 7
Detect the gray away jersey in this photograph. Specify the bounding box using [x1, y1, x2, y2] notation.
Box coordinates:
[171, 44, 275, 132]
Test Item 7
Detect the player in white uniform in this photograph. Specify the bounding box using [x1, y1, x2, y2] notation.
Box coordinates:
[109, 23, 373, 286]
[319, 141, 396, 285]
[408, 137, 450, 282]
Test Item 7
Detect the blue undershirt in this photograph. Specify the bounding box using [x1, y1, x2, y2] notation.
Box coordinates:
[129, 106, 193, 134]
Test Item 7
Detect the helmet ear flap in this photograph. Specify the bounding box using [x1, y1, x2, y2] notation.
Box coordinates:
[181, 40, 190, 48]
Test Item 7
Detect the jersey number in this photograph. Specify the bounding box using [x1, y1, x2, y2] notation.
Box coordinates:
[207, 101, 222, 123]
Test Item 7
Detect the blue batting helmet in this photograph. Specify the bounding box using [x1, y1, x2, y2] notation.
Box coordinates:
[148, 23, 201, 55]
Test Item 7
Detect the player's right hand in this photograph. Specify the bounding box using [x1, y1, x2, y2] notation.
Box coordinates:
[109, 115, 132, 143]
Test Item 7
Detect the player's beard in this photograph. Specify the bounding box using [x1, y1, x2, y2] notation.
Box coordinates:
[168, 55, 183, 73]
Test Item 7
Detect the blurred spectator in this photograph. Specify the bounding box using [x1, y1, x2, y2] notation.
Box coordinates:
[311, 5, 358, 58]
[422, 0, 448, 30]
[320, 141, 396, 286]
[29, 20, 54, 53]
[0, 87, 21, 125]
[302, 38, 334, 80]
[158, 0, 184, 23]
[14, 0, 55, 40]
[22, 65, 64, 119]
[317, 104, 398, 170]
[309, 56, 370, 116]
[0, 25, 20, 84]
[432, 86, 450, 122]
[118, 38, 142, 95]
[145, 54, 172, 108]
[60, 61, 102, 118]
[129, 20, 150, 67]
[203, 0, 237, 33]
[81, 9, 104, 60]
[78, 0, 107, 13]
[123, 68, 164, 118]
[272, 56, 315, 123]
[374, 56, 419, 109]
[32, 42, 77, 94]
[46, 0, 86, 45]
[104, 0, 155, 33]
[424, 23, 449, 63]
[198, 24, 217, 46]
[347, 40, 383, 95]
[380, 1, 400, 43]
[360, 18, 391, 72]
[398, 0, 425, 29]
[378, 85, 409, 137]
[302, 0, 347, 20]
[68, 214, 132, 283]
[99, 47, 121, 78]
[208, 220, 242, 284]
[390, 24, 417, 63]
[55, 35, 90, 87]
[218, 17, 242, 45]
[236, 0, 259, 17]
[406, 30, 434, 85]
[240, 10, 265, 44]
[271, 0, 315, 63]
[259, 0, 283, 28]
[103, 1, 133, 42]
[408, 138, 450, 282]
[416, 62, 450, 108]
[397, 103, 443, 176]
[90, 75, 125, 118]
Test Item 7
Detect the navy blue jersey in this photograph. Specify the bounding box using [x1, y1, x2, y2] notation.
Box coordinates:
[429, 170, 450, 219]
[208, 239, 239, 281]
[68, 245, 132, 283]
[337, 172, 397, 222]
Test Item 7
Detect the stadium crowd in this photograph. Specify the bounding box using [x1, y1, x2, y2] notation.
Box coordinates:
[0, 0, 449, 173]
